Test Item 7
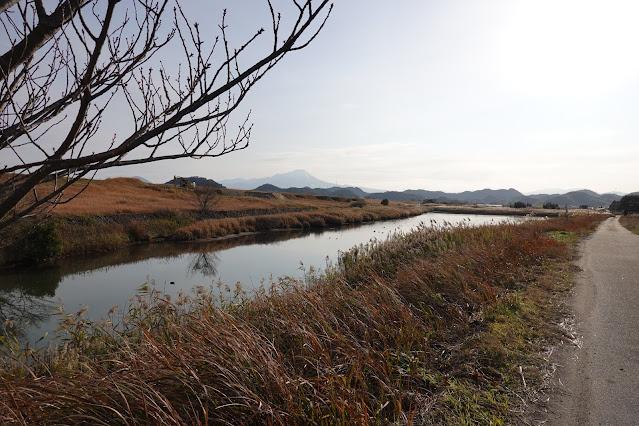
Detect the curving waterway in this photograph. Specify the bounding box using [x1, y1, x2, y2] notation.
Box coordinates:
[0, 212, 523, 347]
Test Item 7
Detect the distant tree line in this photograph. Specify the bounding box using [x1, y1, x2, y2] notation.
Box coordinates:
[512, 201, 532, 209]
[543, 202, 560, 210]
[610, 195, 639, 214]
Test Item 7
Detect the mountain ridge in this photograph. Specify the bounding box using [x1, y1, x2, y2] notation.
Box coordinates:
[220, 169, 336, 190]
[191, 170, 631, 208]
[220, 169, 384, 193]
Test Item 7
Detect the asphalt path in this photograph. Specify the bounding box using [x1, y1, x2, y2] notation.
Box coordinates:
[547, 216, 639, 425]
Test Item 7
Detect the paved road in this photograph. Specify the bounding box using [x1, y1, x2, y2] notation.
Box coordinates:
[548, 216, 639, 425]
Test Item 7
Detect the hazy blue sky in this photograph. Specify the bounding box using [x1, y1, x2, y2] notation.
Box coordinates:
[102, 0, 639, 194]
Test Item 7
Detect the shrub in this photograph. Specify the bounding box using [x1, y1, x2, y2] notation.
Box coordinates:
[324, 214, 345, 226]
[513, 201, 528, 209]
[128, 221, 149, 242]
[381, 198, 389, 206]
[25, 221, 63, 261]
[349, 200, 366, 208]
[543, 202, 560, 210]
[308, 216, 326, 227]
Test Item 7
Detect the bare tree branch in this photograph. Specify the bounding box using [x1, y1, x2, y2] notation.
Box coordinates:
[0, 0, 332, 230]
[0, 0, 20, 15]
[0, 0, 91, 76]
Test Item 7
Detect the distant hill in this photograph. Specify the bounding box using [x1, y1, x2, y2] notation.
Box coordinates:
[537, 191, 618, 208]
[221, 169, 337, 190]
[367, 188, 527, 205]
[250, 184, 622, 208]
[367, 188, 622, 207]
[366, 190, 446, 202]
[164, 176, 224, 188]
[132, 176, 152, 183]
[216, 169, 628, 207]
[254, 184, 365, 199]
[456, 188, 525, 204]
[221, 169, 384, 193]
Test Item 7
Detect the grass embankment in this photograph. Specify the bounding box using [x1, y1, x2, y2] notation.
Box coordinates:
[172, 206, 420, 240]
[0, 178, 425, 265]
[619, 214, 639, 234]
[0, 214, 605, 424]
[428, 204, 563, 217]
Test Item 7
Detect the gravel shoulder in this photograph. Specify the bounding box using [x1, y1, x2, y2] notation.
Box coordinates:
[545, 216, 639, 425]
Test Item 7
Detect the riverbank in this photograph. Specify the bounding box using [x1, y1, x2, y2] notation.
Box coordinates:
[428, 203, 562, 217]
[0, 177, 428, 266]
[0, 214, 605, 423]
[1, 177, 568, 267]
[0, 205, 427, 266]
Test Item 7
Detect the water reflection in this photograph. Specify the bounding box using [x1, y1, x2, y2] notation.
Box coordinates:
[187, 252, 220, 278]
[54, 229, 313, 279]
[0, 229, 314, 345]
[0, 265, 61, 344]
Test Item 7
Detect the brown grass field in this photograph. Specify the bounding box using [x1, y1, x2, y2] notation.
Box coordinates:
[27, 178, 359, 215]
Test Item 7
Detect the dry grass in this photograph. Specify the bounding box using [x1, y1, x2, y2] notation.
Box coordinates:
[619, 214, 639, 234]
[431, 204, 564, 217]
[31, 178, 357, 216]
[173, 206, 419, 240]
[0, 214, 606, 424]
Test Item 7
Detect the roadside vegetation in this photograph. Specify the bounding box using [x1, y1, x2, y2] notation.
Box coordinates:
[0, 214, 605, 424]
[619, 215, 639, 235]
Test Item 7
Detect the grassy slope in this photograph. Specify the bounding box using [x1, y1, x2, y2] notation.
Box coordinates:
[0, 214, 605, 424]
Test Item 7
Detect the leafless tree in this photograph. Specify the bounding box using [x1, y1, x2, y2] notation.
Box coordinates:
[191, 185, 219, 215]
[0, 0, 332, 230]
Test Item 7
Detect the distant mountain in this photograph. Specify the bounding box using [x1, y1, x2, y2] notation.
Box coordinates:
[164, 176, 224, 188]
[367, 188, 527, 205]
[132, 176, 152, 183]
[254, 184, 365, 199]
[218, 169, 626, 207]
[220, 169, 337, 190]
[456, 188, 524, 204]
[367, 188, 622, 208]
[221, 169, 385, 193]
[524, 187, 580, 196]
[254, 184, 281, 192]
[539, 191, 619, 208]
[366, 190, 447, 202]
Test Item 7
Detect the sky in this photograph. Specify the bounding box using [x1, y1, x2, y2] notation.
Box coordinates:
[97, 1, 639, 193]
